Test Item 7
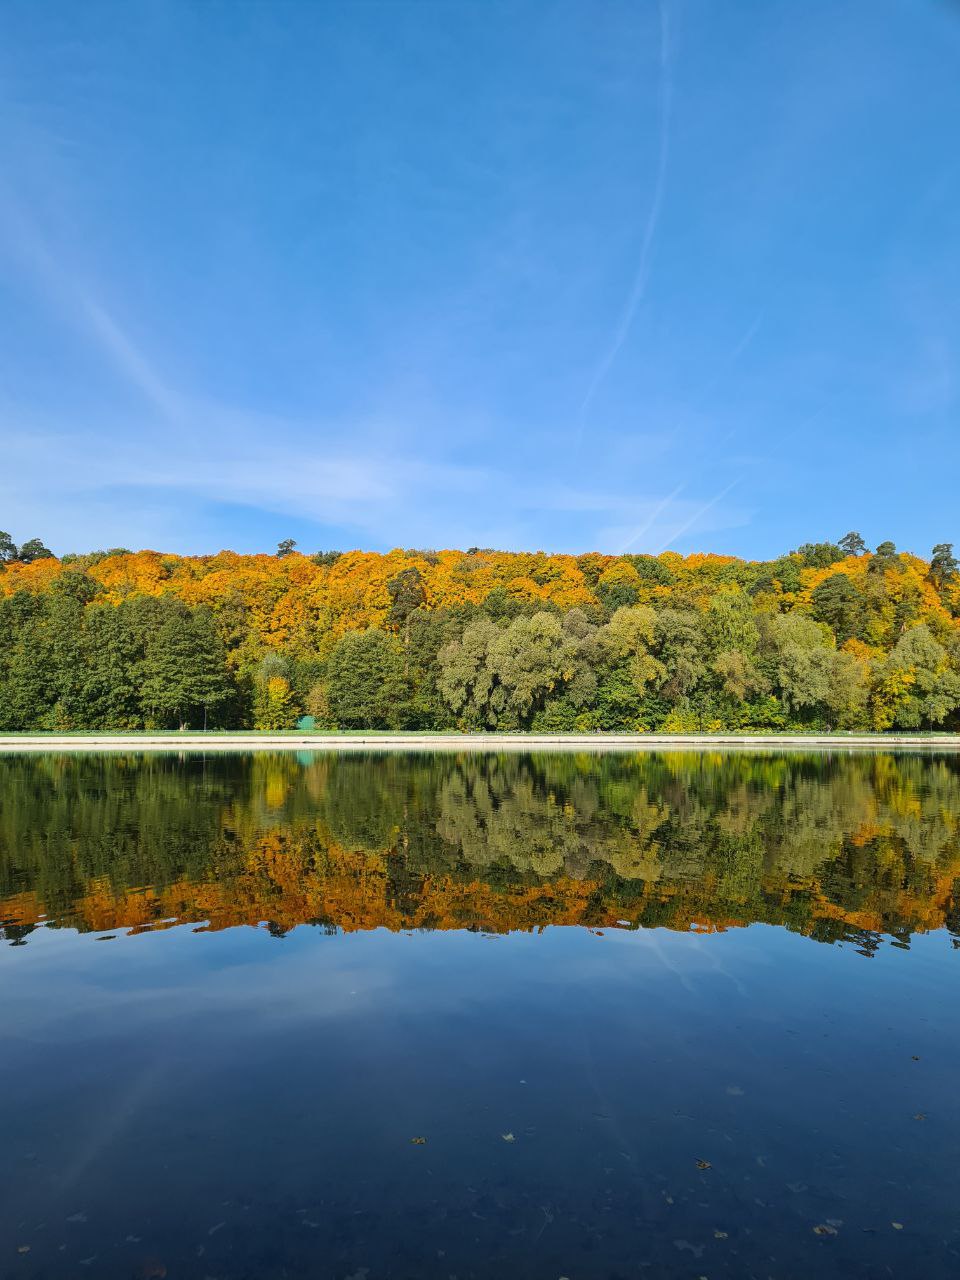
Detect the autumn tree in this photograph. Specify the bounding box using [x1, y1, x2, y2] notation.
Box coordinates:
[252, 654, 298, 730]
[1, 538, 958, 734]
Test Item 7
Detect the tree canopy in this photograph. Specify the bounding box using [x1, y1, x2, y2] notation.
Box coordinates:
[1, 534, 959, 732]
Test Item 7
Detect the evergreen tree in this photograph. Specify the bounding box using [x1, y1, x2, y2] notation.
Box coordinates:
[929, 543, 958, 590]
[140, 603, 233, 729]
[838, 531, 867, 556]
[17, 538, 54, 563]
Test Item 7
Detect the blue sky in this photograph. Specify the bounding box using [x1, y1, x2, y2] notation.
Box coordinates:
[1, 1, 957, 559]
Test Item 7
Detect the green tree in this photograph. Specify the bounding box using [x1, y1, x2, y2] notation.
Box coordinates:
[873, 625, 960, 729]
[81, 601, 148, 728]
[326, 629, 409, 728]
[869, 540, 899, 574]
[653, 609, 706, 704]
[438, 612, 580, 729]
[140, 602, 233, 729]
[793, 542, 843, 569]
[929, 543, 958, 591]
[810, 573, 866, 645]
[387, 567, 427, 647]
[0, 594, 52, 729]
[17, 537, 54, 563]
[838, 531, 867, 557]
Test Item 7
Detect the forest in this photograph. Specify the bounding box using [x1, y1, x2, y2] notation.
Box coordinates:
[1, 530, 959, 732]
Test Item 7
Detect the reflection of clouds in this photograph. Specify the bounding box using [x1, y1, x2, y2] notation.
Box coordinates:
[183, 941, 400, 1025]
[4, 925, 398, 1046]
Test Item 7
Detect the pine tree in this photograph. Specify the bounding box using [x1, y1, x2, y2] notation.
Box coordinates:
[140, 603, 232, 729]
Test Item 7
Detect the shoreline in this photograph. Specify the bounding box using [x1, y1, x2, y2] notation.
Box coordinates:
[1, 732, 959, 752]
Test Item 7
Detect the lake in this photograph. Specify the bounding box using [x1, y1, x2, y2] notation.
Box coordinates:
[1, 750, 959, 1278]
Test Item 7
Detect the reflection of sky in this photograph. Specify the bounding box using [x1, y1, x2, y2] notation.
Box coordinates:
[2, 924, 959, 1275]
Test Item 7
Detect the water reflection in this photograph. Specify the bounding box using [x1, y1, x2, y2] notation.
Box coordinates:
[2, 751, 958, 950]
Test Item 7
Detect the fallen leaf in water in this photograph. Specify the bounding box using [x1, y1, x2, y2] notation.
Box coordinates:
[696, 1159, 711, 1170]
[911, 1055, 920, 1061]
[892, 1222, 904, 1230]
[813, 1224, 838, 1237]
[913, 1112, 926, 1121]
[17, 1246, 30, 1254]
[139, 1260, 166, 1279]
[502, 1132, 515, 1143]
[713, 1230, 728, 1239]
[410, 1137, 427, 1145]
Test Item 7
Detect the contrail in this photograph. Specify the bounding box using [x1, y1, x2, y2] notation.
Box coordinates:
[580, 0, 672, 415]
[0, 193, 181, 420]
[655, 477, 741, 553]
[617, 481, 685, 555]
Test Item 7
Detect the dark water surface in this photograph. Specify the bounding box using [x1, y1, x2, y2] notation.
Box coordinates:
[1, 750, 959, 1279]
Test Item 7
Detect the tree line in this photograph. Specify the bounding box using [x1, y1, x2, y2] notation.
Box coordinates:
[1, 531, 959, 732]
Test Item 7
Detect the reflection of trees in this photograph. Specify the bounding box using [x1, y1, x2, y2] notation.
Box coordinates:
[1, 751, 959, 949]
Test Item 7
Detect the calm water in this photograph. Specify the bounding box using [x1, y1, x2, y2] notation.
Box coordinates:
[1, 750, 959, 1279]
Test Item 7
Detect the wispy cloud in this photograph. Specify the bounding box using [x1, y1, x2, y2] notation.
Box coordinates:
[580, 0, 673, 415]
[0, 48, 747, 560]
